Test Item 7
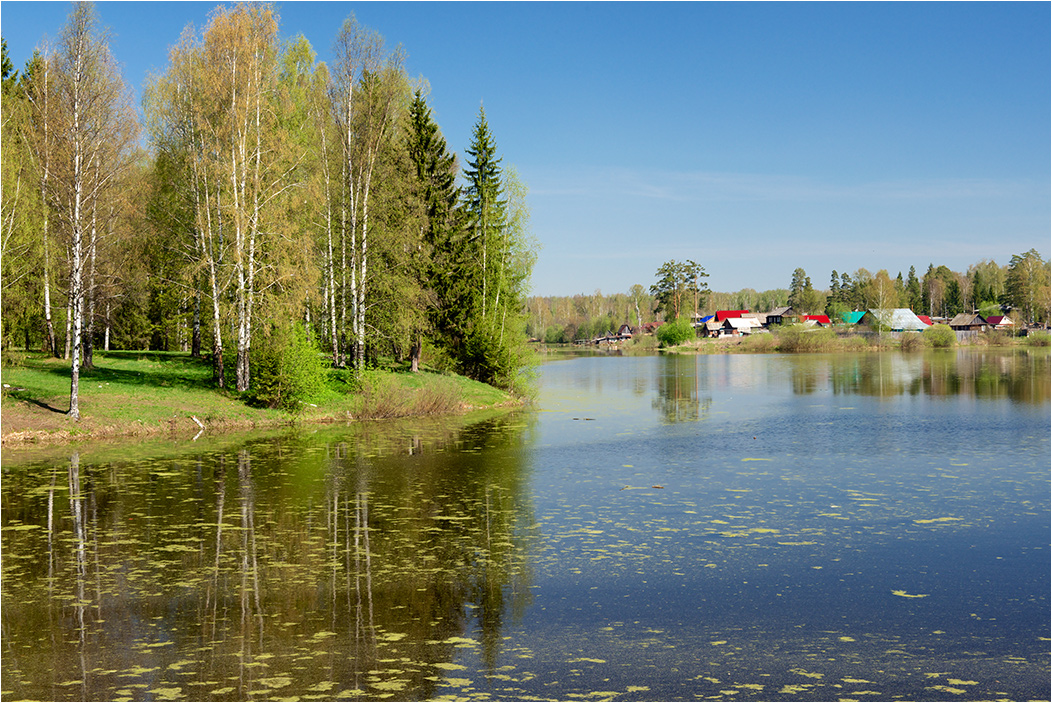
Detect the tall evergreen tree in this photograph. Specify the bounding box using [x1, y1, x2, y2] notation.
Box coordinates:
[462, 105, 506, 324]
[454, 106, 535, 389]
[906, 266, 922, 312]
[405, 88, 461, 367]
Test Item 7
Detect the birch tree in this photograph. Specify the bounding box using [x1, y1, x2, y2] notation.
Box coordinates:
[145, 26, 231, 386]
[146, 4, 288, 391]
[329, 15, 404, 369]
[45, 2, 137, 419]
[18, 49, 61, 356]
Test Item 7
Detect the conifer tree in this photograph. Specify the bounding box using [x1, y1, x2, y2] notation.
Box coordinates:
[405, 89, 461, 368]
[462, 105, 506, 324]
[455, 106, 536, 389]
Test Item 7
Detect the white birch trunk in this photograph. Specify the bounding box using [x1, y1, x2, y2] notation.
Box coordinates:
[68, 40, 85, 420]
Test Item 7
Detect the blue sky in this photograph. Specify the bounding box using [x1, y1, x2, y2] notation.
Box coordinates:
[2, 1, 1049, 296]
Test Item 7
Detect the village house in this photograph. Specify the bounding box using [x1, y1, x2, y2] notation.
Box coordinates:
[720, 316, 763, 337]
[859, 309, 930, 332]
[714, 310, 751, 322]
[986, 314, 1015, 330]
[764, 306, 796, 325]
[948, 313, 987, 332]
[840, 311, 866, 325]
[799, 314, 831, 326]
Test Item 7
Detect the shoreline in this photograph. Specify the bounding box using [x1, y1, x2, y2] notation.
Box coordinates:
[0, 350, 524, 451]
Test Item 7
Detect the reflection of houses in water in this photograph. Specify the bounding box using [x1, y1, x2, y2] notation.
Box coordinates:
[805, 351, 1050, 401]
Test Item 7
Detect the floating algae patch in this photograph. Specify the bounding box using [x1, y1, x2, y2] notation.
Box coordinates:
[891, 590, 929, 598]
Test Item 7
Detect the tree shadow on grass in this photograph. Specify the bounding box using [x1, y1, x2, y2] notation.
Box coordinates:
[37, 354, 215, 391]
[24, 396, 67, 415]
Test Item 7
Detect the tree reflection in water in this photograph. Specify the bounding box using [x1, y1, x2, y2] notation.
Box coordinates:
[653, 354, 713, 423]
[1, 414, 535, 701]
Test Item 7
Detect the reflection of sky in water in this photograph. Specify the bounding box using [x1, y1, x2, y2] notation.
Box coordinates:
[520, 352, 1049, 698]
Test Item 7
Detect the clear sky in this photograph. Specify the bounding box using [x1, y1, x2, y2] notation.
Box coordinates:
[2, 1, 1049, 296]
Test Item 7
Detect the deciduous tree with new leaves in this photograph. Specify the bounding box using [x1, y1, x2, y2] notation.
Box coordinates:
[40, 2, 138, 418]
[1005, 249, 1051, 325]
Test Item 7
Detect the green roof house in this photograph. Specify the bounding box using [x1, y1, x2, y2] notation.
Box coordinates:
[840, 311, 866, 325]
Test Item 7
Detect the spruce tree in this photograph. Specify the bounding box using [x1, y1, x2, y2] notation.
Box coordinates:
[406, 89, 462, 360]
[462, 105, 506, 323]
[454, 105, 535, 389]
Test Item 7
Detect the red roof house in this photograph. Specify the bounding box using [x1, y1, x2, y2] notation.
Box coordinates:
[714, 310, 750, 322]
[800, 314, 831, 325]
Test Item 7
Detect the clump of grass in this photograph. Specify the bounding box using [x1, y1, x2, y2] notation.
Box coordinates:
[773, 326, 841, 352]
[630, 334, 659, 350]
[353, 370, 467, 419]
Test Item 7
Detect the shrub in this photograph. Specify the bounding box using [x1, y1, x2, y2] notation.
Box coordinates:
[899, 332, 924, 352]
[249, 323, 327, 412]
[922, 323, 956, 348]
[983, 329, 1014, 347]
[630, 333, 660, 350]
[656, 318, 696, 347]
[774, 326, 839, 352]
[1026, 331, 1051, 347]
[738, 333, 777, 353]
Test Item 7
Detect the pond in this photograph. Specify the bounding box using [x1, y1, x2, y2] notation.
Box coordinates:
[2, 349, 1049, 701]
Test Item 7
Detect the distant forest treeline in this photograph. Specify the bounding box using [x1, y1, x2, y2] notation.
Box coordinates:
[1, 2, 538, 419]
[528, 254, 1051, 343]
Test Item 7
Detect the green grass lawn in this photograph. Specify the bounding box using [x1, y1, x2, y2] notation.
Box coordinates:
[1, 350, 518, 446]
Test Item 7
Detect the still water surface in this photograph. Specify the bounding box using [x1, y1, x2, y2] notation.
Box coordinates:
[2, 349, 1049, 701]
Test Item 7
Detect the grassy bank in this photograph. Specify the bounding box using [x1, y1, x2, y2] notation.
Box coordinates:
[0, 350, 518, 448]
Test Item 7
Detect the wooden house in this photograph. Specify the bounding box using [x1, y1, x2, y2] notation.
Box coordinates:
[840, 311, 866, 325]
[765, 306, 796, 326]
[714, 310, 750, 322]
[949, 313, 987, 332]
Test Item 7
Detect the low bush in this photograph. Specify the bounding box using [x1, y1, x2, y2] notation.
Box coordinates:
[983, 329, 1014, 347]
[774, 326, 839, 352]
[1026, 331, 1051, 347]
[656, 318, 696, 347]
[922, 323, 956, 348]
[250, 323, 328, 412]
[630, 333, 660, 350]
[899, 332, 924, 352]
[738, 333, 777, 353]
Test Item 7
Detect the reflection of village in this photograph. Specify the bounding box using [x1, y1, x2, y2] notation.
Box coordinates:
[794, 349, 1050, 402]
[1, 417, 536, 701]
[647, 345, 1049, 425]
[580, 306, 1025, 344]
